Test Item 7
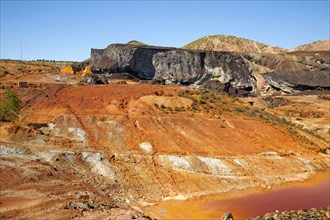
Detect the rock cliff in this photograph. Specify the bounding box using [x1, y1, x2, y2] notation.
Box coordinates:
[90, 44, 256, 96]
[263, 70, 330, 93]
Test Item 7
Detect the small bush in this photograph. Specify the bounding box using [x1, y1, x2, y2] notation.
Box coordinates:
[283, 110, 291, 117]
[0, 70, 10, 78]
[178, 90, 185, 97]
[235, 106, 245, 112]
[191, 104, 198, 111]
[197, 94, 206, 104]
[0, 90, 22, 122]
[76, 82, 85, 86]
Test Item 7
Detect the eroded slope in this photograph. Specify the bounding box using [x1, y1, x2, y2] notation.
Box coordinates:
[1, 83, 329, 219]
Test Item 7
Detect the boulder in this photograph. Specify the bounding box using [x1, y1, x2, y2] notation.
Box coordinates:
[83, 74, 109, 84]
[221, 212, 234, 220]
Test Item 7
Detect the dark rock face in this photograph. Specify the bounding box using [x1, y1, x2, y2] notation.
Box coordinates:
[90, 44, 256, 96]
[263, 70, 330, 93]
[71, 59, 90, 73]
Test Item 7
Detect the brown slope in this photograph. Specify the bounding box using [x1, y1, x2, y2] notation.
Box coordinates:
[183, 35, 286, 54]
[292, 40, 330, 52]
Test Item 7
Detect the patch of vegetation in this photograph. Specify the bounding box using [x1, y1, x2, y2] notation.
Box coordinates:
[29, 59, 76, 63]
[76, 82, 86, 86]
[127, 40, 147, 45]
[165, 93, 173, 97]
[0, 90, 22, 122]
[283, 109, 292, 122]
[0, 70, 10, 78]
[197, 94, 206, 104]
[178, 90, 186, 97]
[302, 128, 327, 142]
[175, 88, 327, 146]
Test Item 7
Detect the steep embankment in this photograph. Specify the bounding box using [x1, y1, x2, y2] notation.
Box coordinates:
[183, 35, 286, 54]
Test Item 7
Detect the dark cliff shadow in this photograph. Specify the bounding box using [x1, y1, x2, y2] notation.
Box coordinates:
[129, 47, 169, 80]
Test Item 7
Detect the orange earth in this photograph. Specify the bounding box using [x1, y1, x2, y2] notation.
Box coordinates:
[0, 60, 329, 219]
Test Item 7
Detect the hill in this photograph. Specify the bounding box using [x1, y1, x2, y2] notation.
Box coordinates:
[183, 35, 286, 54]
[292, 40, 330, 52]
[127, 40, 147, 45]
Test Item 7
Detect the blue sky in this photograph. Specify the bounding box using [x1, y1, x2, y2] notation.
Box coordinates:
[1, 0, 329, 61]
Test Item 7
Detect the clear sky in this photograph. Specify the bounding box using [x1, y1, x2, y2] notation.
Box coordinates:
[1, 0, 329, 61]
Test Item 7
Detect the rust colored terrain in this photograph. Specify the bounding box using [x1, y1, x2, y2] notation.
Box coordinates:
[0, 60, 329, 219]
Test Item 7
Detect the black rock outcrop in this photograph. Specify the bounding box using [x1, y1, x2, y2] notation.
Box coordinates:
[90, 44, 256, 96]
[263, 70, 330, 93]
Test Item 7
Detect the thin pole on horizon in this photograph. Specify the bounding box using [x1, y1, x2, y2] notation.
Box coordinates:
[20, 43, 23, 60]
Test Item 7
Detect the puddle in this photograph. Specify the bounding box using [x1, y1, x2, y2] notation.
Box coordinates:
[142, 174, 330, 219]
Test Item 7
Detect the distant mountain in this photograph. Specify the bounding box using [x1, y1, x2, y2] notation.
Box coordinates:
[182, 35, 286, 54]
[127, 40, 147, 45]
[291, 40, 330, 52]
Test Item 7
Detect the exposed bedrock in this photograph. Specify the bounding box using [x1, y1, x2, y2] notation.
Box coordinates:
[263, 70, 330, 94]
[91, 44, 256, 96]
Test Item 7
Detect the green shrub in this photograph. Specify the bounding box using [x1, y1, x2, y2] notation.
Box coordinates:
[283, 110, 290, 117]
[0, 90, 22, 122]
[191, 104, 198, 111]
[178, 90, 185, 97]
[235, 106, 245, 112]
[0, 70, 10, 78]
[197, 94, 206, 104]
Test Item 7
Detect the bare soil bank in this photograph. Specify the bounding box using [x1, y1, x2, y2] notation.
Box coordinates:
[141, 173, 330, 219]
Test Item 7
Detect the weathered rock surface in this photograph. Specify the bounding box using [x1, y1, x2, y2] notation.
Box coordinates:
[83, 74, 109, 84]
[263, 70, 330, 94]
[91, 44, 256, 96]
[241, 51, 330, 94]
[247, 206, 330, 220]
